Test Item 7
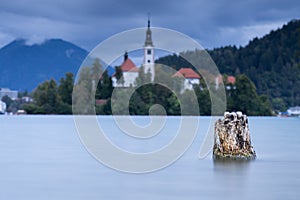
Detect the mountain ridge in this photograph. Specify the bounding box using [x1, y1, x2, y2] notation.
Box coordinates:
[0, 38, 88, 91]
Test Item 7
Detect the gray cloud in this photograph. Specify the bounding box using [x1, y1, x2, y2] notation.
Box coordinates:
[0, 0, 299, 50]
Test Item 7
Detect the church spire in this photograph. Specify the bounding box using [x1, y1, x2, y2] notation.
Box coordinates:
[144, 14, 153, 47]
[148, 12, 150, 28]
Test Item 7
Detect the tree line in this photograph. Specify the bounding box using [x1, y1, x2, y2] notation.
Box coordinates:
[20, 58, 273, 116]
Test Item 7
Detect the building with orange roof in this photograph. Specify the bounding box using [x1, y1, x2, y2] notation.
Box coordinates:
[173, 68, 201, 92]
[215, 74, 236, 90]
[227, 76, 236, 85]
[120, 52, 139, 73]
[112, 52, 139, 87]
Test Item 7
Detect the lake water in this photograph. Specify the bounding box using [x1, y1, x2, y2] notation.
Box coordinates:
[0, 115, 299, 200]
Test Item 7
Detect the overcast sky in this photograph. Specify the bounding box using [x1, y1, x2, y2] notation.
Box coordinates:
[1, 0, 300, 51]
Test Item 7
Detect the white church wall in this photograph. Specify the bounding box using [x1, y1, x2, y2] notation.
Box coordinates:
[123, 72, 139, 87]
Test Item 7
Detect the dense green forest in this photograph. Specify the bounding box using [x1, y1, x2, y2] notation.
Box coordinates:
[156, 19, 300, 111]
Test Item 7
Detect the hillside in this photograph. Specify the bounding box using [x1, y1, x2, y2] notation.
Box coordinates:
[156, 19, 300, 110]
[0, 39, 88, 91]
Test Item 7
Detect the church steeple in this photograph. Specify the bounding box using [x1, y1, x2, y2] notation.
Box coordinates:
[143, 15, 155, 81]
[148, 14, 150, 28]
[144, 14, 153, 47]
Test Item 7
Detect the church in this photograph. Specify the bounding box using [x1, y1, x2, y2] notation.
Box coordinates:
[112, 18, 155, 87]
[112, 18, 202, 92]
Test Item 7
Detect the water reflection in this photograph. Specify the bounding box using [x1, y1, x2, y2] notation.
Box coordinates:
[213, 159, 253, 173]
[212, 159, 255, 198]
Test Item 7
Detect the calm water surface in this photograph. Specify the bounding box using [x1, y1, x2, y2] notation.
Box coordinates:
[0, 115, 299, 200]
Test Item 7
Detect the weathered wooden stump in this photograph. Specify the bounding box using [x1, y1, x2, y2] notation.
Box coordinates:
[213, 111, 256, 160]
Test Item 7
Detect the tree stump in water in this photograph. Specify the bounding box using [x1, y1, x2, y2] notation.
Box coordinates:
[213, 112, 256, 160]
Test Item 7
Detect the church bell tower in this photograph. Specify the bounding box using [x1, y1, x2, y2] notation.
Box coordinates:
[143, 16, 155, 81]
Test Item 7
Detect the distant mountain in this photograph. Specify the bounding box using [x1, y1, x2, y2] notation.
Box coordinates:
[156, 19, 300, 110]
[0, 38, 88, 91]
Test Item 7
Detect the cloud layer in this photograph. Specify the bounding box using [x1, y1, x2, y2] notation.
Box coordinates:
[0, 0, 299, 50]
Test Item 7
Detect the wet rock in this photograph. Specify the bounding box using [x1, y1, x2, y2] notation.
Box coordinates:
[213, 112, 256, 160]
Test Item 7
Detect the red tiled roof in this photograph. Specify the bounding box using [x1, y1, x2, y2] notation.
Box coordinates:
[227, 76, 236, 84]
[121, 58, 139, 72]
[173, 68, 200, 79]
